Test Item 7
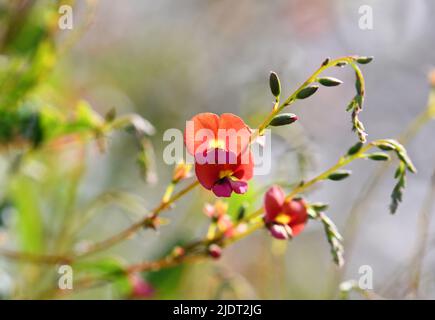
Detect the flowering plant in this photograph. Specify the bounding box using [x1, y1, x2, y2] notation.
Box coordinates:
[0, 2, 424, 300]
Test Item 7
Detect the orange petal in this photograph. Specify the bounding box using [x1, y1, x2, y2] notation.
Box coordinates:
[185, 113, 219, 155]
[218, 113, 251, 155]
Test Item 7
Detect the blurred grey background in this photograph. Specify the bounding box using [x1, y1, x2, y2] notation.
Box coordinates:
[44, 0, 435, 298]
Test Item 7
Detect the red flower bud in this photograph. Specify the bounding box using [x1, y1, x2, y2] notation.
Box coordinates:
[208, 244, 222, 259]
[129, 274, 154, 299]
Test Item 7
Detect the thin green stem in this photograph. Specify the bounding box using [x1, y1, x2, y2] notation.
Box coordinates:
[47, 136, 392, 298]
[254, 56, 359, 140]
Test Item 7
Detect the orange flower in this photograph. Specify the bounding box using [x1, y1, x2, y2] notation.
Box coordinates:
[185, 113, 254, 197]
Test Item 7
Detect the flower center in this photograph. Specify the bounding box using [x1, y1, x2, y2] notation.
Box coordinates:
[209, 139, 225, 149]
[219, 170, 233, 179]
[275, 213, 291, 225]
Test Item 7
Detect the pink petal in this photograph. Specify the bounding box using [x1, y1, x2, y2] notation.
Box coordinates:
[268, 224, 292, 240]
[129, 274, 154, 298]
[264, 186, 285, 223]
[212, 179, 233, 197]
[229, 179, 248, 194]
[283, 199, 308, 237]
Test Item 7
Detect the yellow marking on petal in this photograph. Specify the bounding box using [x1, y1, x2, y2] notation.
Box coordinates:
[219, 170, 233, 179]
[209, 139, 225, 149]
[275, 213, 291, 225]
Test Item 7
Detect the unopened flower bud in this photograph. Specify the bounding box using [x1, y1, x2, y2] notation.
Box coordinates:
[377, 143, 395, 151]
[269, 113, 298, 127]
[310, 202, 329, 212]
[335, 61, 348, 67]
[318, 77, 343, 87]
[269, 71, 281, 98]
[321, 57, 330, 66]
[172, 246, 185, 258]
[356, 56, 374, 64]
[327, 170, 352, 181]
[296, 85, 318, 99]
[347, 142, 364, 156]
[208, 244, 222, 259]
[129, 274, 154, 299]
[368, 152, 390, 161]
[105, 107, 116, 122]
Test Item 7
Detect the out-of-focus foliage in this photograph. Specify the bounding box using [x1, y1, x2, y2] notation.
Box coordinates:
[0, 1, 158, 299]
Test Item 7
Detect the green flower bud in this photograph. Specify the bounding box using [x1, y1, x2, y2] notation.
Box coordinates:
[327, 170, 352, 181]
[356, 56, 374, 64]
[318, 77, 343, 87]
[310, 202, 329, 212]
[321, 58, 330, 66]
[347, 142, 364, 156]
[269, 113, 298, 127]
[368, 153, 390, 161]
[269, 72, 281, 97]
[335, 62, 348, 67]
[105, 107, 117, 122]
[296, 85, 319, 99]
[377, 143, 395, 151]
